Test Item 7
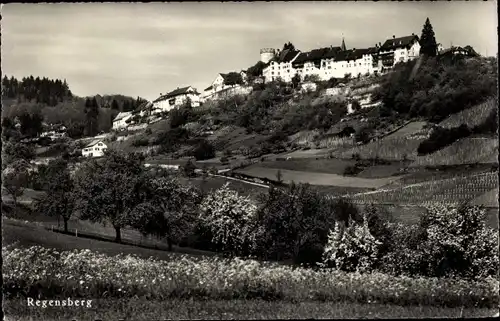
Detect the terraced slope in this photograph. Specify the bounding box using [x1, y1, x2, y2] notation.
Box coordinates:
[438, 98, 497, 129]
[411, 137, 498, 167]
[349, 172, 498, 206]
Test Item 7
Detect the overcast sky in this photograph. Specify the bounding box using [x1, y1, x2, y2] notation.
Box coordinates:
[2, 2, 497, 101]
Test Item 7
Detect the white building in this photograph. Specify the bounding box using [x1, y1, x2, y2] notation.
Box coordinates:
[152, 86, 200, 112]
[320, 47, 380, 80]
[112, 111, 133, 130]
[202, 72, 248, 101]
[377, 34, 420, 69]
[82, 140, 108, 158]
[262, 49, 301, 82]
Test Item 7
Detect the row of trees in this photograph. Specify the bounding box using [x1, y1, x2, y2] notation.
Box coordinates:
[2, 75, 72, 106]
[30, 150, 497, 279]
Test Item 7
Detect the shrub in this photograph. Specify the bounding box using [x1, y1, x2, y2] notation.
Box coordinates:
[418, 204, 499, 279]
[192, 140, 216, 161]
[321, 214, 382, 273]
[182, 160, 197, 178]
[131, 138, 149, 147]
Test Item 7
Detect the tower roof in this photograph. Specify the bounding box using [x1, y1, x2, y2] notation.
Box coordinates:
[341, 37, 346, 51]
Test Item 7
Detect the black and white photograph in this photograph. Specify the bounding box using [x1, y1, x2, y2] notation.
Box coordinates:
[1, 1, 499, 320]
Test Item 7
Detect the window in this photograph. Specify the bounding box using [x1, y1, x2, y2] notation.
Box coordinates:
[271, 72, 274, 75]
[169, 99, 175, 106]
[328, 66, 331, 69]
[287, 70, 290, 73]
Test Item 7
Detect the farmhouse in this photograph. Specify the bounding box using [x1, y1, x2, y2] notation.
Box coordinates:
[112, 111, 133, 130]
[152, 86, 200, 112]
[82, 139, 108, 158]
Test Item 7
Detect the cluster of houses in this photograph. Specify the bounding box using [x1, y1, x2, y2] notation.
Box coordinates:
[109, 32, 478, 139]
[139, 33, 423, 118]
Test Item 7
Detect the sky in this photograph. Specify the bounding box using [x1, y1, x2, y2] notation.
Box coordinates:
[2, 2, 497, 101]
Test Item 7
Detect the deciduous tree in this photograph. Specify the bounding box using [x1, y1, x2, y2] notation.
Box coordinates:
[73, 150, 148, 242]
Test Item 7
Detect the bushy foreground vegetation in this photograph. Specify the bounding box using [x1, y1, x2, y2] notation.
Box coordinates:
[24, 150, 498, 281]
[3, 246, 498, 308]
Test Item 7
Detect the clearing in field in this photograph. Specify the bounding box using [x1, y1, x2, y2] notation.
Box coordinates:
[411, 137, 499, 167]
[235, 166, 403, 189]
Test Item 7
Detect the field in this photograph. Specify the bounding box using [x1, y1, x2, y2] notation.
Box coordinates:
[339, 137, 426, 161]
[411, 137, 499, 167]
[438, 98, 497, 129]
[235, 166, 404, 189]
[258, 158, 355, 175]
[180, 176, 268, 200]
[382, 121, 428, 139]
[2, 219, 211, 261]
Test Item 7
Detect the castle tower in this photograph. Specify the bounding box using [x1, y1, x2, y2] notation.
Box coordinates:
[260, 48, 276, 64]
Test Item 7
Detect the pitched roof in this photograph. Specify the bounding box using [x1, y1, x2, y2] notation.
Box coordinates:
[323, 46, 343, 59]
[85, 139, 105, 148]
[153, 86, 198, 102]
[380, 35, 419, 51]
[204, 85, 213, 91]
[268, 49, 301, 65]
[292, 47, 330, 65]
[113, 111, 132, 122]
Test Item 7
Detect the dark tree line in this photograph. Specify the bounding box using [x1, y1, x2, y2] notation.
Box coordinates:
[2, 75, 72, 106]
[84, 97, 100, 136]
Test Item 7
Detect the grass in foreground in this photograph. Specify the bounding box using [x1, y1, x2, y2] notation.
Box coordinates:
[3, 298, 497, 321]
[3, 246, 498, 309]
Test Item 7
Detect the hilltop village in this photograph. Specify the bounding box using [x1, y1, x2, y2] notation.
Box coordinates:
[107, 32, 478, 132]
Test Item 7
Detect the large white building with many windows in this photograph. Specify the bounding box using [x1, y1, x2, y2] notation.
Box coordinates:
[259, 34, 421, 84]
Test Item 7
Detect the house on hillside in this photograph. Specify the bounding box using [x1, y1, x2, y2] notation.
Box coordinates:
[112, 111, 133, 131]
[82, 139, 107, 158]
[152, 86, 200, 112]
[377, 34, 420, 69]
[202, 71, 251, 102]
[262, 48, 301, 82]
[438, 46, 479, 59]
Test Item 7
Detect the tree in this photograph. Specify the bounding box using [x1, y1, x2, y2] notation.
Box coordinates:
[275, 170, 283, 183]
[351, 99, 361, 112]
[420, 18, 438, 57]
[84, 97, 99, 136]
[2, 141, 35, 168]
[199, 183, 258, 256]
[192, 140, 216, 160]
[73, 150, 149, 242]
[34, 160, 75, 232]
[246, 61, 266, 78]
[3, 160, 30, 209]
[224, 72, 244, 86]
[283, 42, 296, 51]
[291, 73, 301, 89]
[130, 176, 202, 251]
[254, 183, 343, 264]
[19, 112, 43, 138]
[182, 159, 197, 178]
[111, 99, 119, 110]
